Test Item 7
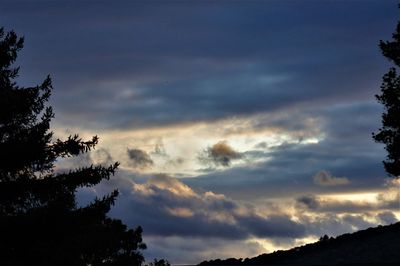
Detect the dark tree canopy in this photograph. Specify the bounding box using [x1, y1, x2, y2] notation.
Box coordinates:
[0, 28, 146, 266]
[373, 20, 400, 178]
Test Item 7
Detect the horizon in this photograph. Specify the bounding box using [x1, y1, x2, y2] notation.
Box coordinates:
[1, 1, 399, 264]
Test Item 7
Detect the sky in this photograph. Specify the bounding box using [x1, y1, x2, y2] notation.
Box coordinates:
[1, 0, 400, 264]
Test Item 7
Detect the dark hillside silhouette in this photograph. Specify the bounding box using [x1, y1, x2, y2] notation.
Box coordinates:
[199, 222, 400, 266]
[0, 28, 146, 266]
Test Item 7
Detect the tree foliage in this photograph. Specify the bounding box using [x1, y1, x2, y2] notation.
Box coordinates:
[373, 19, 400, 177]
[0, 28, 146, 266]
[147, 259, 171, 266]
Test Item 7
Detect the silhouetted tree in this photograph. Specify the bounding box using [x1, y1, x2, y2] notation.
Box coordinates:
[319, 234, 330, 242]
[373, 17, 400, 178]
[147, 259, 171, 266]
[0, 28, 146, 266]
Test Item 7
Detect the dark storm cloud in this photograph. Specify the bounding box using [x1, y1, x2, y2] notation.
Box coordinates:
[199, 141, 243, 167]
[127, 148, 154, 169]
[0, 1, 397, 129]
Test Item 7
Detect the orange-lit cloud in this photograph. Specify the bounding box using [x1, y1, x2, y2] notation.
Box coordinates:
[313, 170, 350, 186]
[199, 141, 243, 167]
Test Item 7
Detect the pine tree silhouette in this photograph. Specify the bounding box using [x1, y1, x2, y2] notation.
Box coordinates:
[373, 16, 400, 178]
[0, 28, 146, 266]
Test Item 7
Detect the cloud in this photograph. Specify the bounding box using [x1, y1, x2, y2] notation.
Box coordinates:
[127, 148, 154, 169]
[103, 174, 305, 240]
[152, 139, 168, 157]
[296, 188, 399, 214]
[91, 148, 114, 166]
[143, 236, 266, 265]
[313, 170, 350, 186]
[237, 214, 306, 238]
[296, 195, 368, 213]
[377, 178, 400, 209]
[296, 195, 320, 210]
[341, 214, 375, 229]
[377, 211, 398, 224]
[166, 157, 185, 167]
[300, 213, 375, 237]
[5, 0, 387, 135]
[5, 2, 399, 263]
[105, 175, 394, 241]
[199, 141, 243, 167]
[55, 147, 114, 172]
[77, 174, 396, 264]
[185, 104, 386, 200]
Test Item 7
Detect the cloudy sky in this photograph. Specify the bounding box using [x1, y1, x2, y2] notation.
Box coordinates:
[1, 0, 400, 264]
